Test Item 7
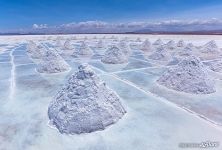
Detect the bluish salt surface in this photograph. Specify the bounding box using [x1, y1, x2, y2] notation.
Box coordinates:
[1, 37, 222, 150]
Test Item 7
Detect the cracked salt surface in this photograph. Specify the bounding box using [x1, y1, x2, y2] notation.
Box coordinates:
[1, 35, 222, 150]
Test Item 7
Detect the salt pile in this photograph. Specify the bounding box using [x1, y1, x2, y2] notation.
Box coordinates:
[26, 42, 46, 59]
[48, 64, 126, 134]
[101, 45, 128, 64]
[177, 40, 185, 47]
[37, 49, 70, 74]
[153, 39, 163, 45]
[136, 38, 141, 42]
[140, 39, 151, 52]
[201, 40, 219, 53]
[149, 52, 167, 61]
[118, 40, 131, 56]
[64, 39, 74, 50]
[96, 40, 105, 48]
[178, 46, 192, 57]
[74, 41, 93, 56]
[166, 40, 176, 50]
[187, 43, 194, 48]
[148, 46, 168, 61]
[157, 56, 215, 94]
[26, 41, 37, 53]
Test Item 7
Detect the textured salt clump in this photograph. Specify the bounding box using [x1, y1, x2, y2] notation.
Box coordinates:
[118, 40, 131, 56]
[48, 64, 126, 134]
[157, 56, 215, 94]
[166, 40, 176, 50]
[177, 40, 185, 47]
[26, 42, 46, 59]
[153, 39, 163, 45]
[140, 39, 151, 52]
[37, 49, 70, 74]
[201, 40, 219, 53]
[74, 41, 93, 56]
[101, 45, 128, 64]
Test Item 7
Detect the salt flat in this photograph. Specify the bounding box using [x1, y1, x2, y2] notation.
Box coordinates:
[0, 34, 222, 150]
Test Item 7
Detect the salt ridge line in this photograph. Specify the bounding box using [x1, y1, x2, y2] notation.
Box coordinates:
[109, 74, 222, 131]
[9, 45, 23, 99]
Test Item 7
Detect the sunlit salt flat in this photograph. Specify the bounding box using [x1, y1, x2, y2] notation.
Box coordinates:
[0, 34, 222, 150]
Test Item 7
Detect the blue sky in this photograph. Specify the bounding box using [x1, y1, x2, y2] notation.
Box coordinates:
[0, 0, 222, 31]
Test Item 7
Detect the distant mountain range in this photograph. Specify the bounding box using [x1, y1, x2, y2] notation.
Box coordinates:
[1, 30, 222, 35]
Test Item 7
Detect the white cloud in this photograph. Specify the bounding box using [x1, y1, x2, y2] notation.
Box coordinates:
[28, 18, 222, 33]
[32, 24, 48, 29]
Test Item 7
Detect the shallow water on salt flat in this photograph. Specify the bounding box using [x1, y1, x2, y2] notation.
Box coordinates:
[1, 35, 222, 150]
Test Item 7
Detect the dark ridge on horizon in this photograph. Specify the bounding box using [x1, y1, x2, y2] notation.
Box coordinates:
[1, 31, 222, 36]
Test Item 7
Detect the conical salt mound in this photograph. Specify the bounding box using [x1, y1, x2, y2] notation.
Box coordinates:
[101, 45, 128, 64]
[166, 40, 176, 50]
[27, 42, 46, 59]
[157, 56, 215, 94]
[201, 40, 219, 53]
[178, 46, 192, 57]
[187, 43, 194, 48]
[118, 41, 131, 56]
[48, 64, 126, 134]
[177, 40, 185, 47]
[153, 39, 163, 45]
[140, 39, 151, 52]
[136, 37, 141, 42]
[148, 46, 168, 61]
[96, 40, 105, 48]
[64, 39, 73, 50]
[27, 41, 37, 53]
[75, 41, 93, 56]
[37, 49, 70, 74]
[149, 52, 167, 61]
